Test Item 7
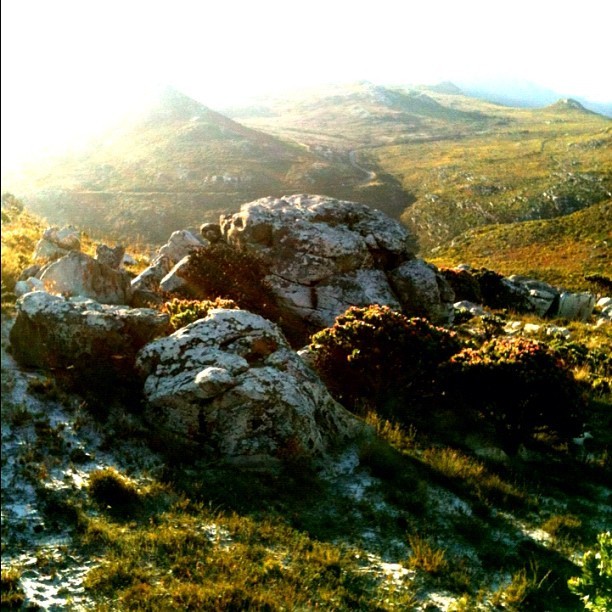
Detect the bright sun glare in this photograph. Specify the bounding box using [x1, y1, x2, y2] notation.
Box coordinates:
[2, 0, 611, 172]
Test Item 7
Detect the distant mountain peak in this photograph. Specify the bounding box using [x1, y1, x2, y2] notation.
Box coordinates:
[427, 81, 464, 95]
[547, 98, 591, 113]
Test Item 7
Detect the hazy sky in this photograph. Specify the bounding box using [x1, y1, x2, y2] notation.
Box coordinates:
[2, 0, 611, 170]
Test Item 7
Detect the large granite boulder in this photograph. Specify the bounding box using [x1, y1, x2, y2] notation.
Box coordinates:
[9, 291, 169, 371]
[131, 230, 206, 293]
[33, 225, 81, 262]
[136, 308, 363, 462]
[38, 251, 133, 305]
[219, 194, 453, 327]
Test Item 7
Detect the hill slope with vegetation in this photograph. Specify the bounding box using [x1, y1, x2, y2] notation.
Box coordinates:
[1, 199, 611, 610]
[429, 200, 612, 293]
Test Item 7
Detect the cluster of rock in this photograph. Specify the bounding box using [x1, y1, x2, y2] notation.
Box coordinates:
[136, 308, 362, 462]
[218, 195, 454, 327]
[9, 292, 362, 463]
[447, 265, 597, 322]
[16, 226, 133, 305]
[8, 195, 608, 464]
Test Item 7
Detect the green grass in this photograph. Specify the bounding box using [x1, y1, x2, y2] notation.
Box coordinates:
[429, 200, 611, 292]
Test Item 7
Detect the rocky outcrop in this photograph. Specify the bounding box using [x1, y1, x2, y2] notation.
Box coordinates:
[9, 291, 169, 371]
[219, 194, 453, 327]
[38, 251, 133, 305]
[389, 259, 455, 324]
[95, 244, 125, 269]
[448, 266, 596, 322]
[33, 226, 81, 262]
[131, 230, 206, 293]
[136, 308, 363, 462]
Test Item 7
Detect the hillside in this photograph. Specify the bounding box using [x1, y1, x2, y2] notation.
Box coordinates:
[2, 200, 611, 610]
[375, 105, 611, 251]
[428, 201, 612, 293]
[2, 88, 373, 243]
[3, 84, 611, 251]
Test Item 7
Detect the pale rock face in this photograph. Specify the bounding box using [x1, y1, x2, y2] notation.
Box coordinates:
[158, 229, 205, 264]
[389, 259, 455, 324]
[131, 230, 207, 293]
[219, 194, 452, 327]
[131, 254, 173, 292]
[33, 226, 81, 263]
[14, 277, 45, 297]
[557, 292, 595, 322]
[159, 256, 192, 294]
[39, 251, 133, 305]
[136, 308, 363, 461]
[9, 291, 169, 370]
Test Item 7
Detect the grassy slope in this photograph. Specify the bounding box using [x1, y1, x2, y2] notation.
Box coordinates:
[2, 204, 611, 610]
[2, 89, 366, 243]
[429, 200, 612, 293]
[373, 104, 611, 251]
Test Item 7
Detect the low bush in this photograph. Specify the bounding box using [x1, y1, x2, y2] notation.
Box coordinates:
[568, 531, 612, 611]
[182, 243, 278, 320]
[88, 468, 141, 517]
[447, 337, 584, 453]
[161, 297, 238, 332]
[309, 305, 461, 418]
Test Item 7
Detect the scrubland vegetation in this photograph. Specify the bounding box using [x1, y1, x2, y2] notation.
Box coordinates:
[2, 198, 610, 610]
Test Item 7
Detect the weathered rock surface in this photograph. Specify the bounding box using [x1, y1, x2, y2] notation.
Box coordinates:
[131, 230, 206, 293]
[158, 229, 205, 263]
[33, 226, 81, 262]
[389, 259, 455, 324]
[95, 244, 125, 269]
[9, 291, 169, 370]
[136, 308, 363, 461]
[38, 251, 133, 305]
[159, 256, 193, 294]
[219, 194, 452, 327]
[557, 292, 596, 322]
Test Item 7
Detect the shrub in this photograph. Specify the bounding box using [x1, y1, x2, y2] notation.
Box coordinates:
[161, 297, 238, 332]
[568, 532, 612, 611]
[447, 337, 583, 452]
[182, 243, 277, 320]
[0, 567, 25, 609]
[88, 468, 140, 517]
[309, 305, 461, 418]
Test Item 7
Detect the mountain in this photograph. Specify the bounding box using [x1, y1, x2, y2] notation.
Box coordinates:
[456, 77, 612, 117]
[4, 84, 610, 249]
[226, 81, 489, 148]
[1, 88, 370, 242]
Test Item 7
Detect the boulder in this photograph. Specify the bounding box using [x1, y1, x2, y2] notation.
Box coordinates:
[39, 251, 132, 305]
[159, 256, 193, 294]
[158, 229, 205, 263]
[95, 244, 125, 269]
[389, 259, 455, 324]
[454, 300, 486, 317]
[136, 308, 363, 462]
[14, 277, 45, 297]
[200, 222, 222, 243]
[219, 194, 452, 327]
[131, 254, 173, 293]
[131, 230, 207, 293]
[506, 275, 559, 317]
[9, 291, 169, 371]
[33, 226, 81, 262]
[557, 292, 595, 321]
